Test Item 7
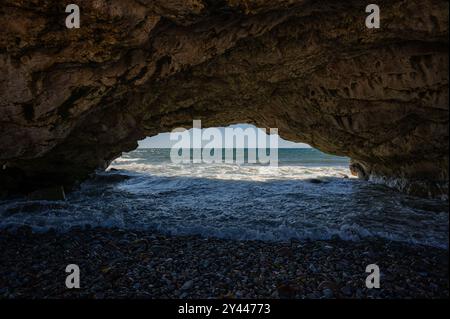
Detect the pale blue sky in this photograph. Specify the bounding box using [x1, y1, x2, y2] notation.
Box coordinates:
[138, 124, 310, 148]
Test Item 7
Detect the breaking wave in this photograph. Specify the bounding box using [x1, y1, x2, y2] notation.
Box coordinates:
[0, 148, 448, 248]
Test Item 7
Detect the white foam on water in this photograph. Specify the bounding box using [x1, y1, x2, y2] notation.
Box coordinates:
[112, 157, 141, 163]
[0, 153, 448, 249]
[109, 160, 354, 182]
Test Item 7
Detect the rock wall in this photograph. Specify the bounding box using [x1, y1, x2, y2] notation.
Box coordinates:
[0, 0, 448, 198]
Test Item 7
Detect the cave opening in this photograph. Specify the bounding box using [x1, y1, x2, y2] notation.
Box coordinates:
[1, 123, 447, 249]
[107, 123, 353, 182]
[0, 0, 448, 300]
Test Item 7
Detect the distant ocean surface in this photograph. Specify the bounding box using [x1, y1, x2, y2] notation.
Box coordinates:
[0, 148, 448, 248]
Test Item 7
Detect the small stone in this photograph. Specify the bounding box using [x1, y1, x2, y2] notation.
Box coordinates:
[277, 247, 293, 257]
[94, 292, 105, 299]
[306, 292, 320, 299]
[150, 245, 164, 253]
[180, 280, 193, 291]
[340, 286, 353, 296]
[132, 283, 141, 290]
[322, 288, 334, 298]
[355, 288, 364, 298]
[308, 264, 319, 273]
[179, 292, 188, 298]
[277, 283, 298, 298]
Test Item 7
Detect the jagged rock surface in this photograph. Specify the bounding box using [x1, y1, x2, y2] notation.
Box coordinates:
[0, 0, 448, 197]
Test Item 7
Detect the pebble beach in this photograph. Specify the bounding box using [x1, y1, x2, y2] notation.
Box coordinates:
[0, 226, 448, 299]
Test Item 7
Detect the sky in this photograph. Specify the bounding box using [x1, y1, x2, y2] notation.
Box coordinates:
[138, 124, 311, 148]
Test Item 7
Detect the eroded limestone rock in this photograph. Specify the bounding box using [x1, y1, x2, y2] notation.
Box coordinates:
[0, 0, 448, 198]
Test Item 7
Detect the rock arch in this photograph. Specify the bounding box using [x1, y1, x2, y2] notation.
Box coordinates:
[0, 0, 448, 197]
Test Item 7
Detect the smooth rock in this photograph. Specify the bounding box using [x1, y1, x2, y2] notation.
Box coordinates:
[180, 280, 194, 291]
[322, 288, 334, 298]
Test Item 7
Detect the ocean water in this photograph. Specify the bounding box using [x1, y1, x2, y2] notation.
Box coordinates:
[0, 148, 448, 248]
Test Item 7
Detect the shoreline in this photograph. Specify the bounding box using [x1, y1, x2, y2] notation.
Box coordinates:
[0, 226, 448, 299]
